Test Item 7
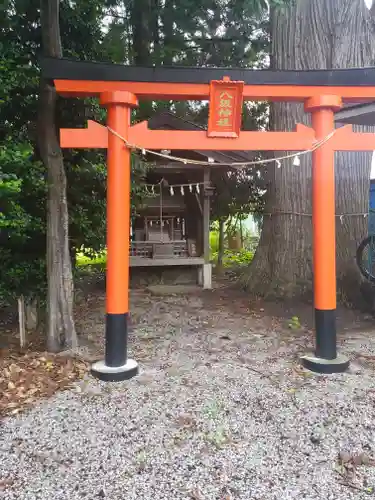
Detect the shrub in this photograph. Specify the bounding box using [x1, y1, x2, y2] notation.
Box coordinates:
[210, 230, 220, 254]
[212, 248, 254, 268]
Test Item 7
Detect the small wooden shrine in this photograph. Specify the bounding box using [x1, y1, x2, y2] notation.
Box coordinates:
[129, 112, 255, 288]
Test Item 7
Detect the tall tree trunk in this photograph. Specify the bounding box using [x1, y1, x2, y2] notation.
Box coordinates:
[245, 0, 375, 305]
[151, 0, 160, 58]
[130, 0, 153, 119]
[131, 0, 151, 65]
[162, 0, 174, 66]
[38, 0, 77, 351]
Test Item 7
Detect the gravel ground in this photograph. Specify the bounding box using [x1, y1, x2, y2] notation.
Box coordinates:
[2, 287, 375, 499]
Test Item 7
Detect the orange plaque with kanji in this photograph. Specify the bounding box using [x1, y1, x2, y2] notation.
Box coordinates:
[207, 77, 244, 138]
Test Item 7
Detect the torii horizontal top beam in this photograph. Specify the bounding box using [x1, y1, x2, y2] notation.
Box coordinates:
[41, 57, 375, 86]
[41, 57, 375, 102]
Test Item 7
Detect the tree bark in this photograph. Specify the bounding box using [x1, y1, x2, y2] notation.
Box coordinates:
[217, 219, 225, 272]
[162, 0, 174, 66]
[131, 0, 151, 65]
[25, 298, 39, 331]
[245, 0, 375, 305]
[38, 0, 77, 351]
[151, 0, 160, 56]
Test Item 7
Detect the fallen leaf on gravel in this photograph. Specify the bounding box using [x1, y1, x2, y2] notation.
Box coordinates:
[176, 413, 197, 429]
[190, 487, 203, 499]
[338, 450, 374, 468]
[353, 452, 370, 467]
[0, 478, 14, 489]
[358, 354, 375, 361]
[293, 365, 312, 378]
[0, 350, 88, 417]
[338, 451, 352, 464]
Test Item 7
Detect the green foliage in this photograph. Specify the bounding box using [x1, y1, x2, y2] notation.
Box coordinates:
[288, 316, 301, 330]
[212, 249, 254, 268]
[209, 230, 220, 254]
[0, 0, 151, 305]
[0, 144, 47, 302]
[76, 252, 107, 267]
[210, 221, 259, 254]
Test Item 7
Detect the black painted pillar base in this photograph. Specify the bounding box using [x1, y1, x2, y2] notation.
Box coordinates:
[301, 308, 349, 374]
[301, 353, 349, 374]
[91, 312, 139, 382]
[91, 358, 139, 382]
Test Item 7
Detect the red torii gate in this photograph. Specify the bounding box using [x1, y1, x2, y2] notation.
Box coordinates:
[41, 57, 375, 381]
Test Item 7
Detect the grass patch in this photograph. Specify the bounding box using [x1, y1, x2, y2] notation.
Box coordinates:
[76, 252, 107, 269]
[205, 426, 230, 449]
[203, 399, 224, 420]
[75, 246, 255, 272]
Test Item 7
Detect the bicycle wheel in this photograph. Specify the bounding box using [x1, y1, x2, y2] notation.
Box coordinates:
[356, 235, 375, 283]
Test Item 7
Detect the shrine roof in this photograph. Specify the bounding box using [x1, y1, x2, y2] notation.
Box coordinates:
[335, 102, 375, 126]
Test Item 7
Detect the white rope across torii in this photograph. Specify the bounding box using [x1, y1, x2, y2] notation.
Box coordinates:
[107, 126, 338, 169]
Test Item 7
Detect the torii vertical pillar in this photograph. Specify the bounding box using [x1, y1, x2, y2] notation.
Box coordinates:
[301, 95, 349, 374]
[91, 91, 139, 382]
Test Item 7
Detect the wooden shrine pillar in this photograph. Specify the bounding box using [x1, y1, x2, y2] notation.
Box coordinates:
[203, 168, 211, 264]
[199, 167, 212, 289]
[301, 95, 349, 374]
[91, 91, 139, 382]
